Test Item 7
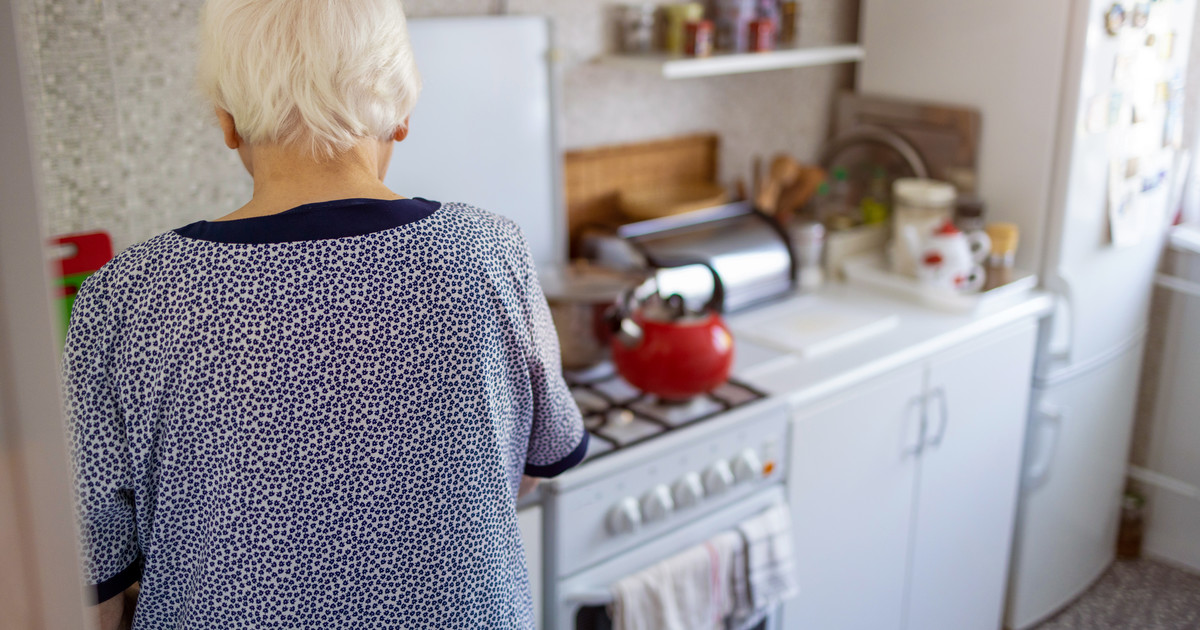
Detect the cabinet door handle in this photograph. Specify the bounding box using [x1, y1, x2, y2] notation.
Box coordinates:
[903, 394, 927, 457]
[925, 387, 949, 448]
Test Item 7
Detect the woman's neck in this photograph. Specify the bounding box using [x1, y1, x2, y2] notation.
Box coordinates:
[218, 140, 401, 221]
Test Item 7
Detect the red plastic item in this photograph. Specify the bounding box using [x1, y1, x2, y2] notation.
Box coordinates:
[53, 232, 113, 277]
[685, 20, 715, 57]
[611, 311, 735, 401]
[748, 18, 776, 52]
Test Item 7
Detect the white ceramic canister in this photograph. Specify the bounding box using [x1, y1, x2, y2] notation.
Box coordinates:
[891, 178, 957, 277]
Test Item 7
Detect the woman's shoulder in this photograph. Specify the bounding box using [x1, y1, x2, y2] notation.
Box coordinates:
[436, 201, 522, 233]
[434, 202, 532, 253]
[75, 230, 194, 299]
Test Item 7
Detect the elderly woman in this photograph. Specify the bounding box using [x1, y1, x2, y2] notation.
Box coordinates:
[62, 1, 586, 628]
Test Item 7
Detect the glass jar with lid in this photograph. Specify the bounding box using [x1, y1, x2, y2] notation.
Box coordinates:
[891, 178, 956, 276]
[619, 4, 658, 54]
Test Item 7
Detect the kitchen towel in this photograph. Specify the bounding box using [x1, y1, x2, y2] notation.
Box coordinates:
[736, 503, 800, 616]
[610, 537, 727, 630]
[709, 530, 749, 623]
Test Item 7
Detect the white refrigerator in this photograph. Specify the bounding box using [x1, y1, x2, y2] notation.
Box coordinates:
[857, 0, 1196, 628]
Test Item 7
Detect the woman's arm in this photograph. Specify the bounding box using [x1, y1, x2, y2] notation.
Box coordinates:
[95, 595, 123, 630]
[507, 223, 588, 480]
[64, 271, 143, 612]
[94, 583, 138, 630]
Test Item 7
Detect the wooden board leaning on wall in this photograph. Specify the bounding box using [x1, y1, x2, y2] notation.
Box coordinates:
[564, 133, 719, 256]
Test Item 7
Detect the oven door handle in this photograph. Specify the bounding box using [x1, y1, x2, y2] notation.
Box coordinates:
[566, 589, 615, 606]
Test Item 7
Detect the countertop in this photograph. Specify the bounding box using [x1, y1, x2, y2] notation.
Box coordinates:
[727, 283, 1055, 407]
[517, 283, 1054, 510]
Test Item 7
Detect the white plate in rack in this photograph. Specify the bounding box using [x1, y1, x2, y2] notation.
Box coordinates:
[730, 296, 900, 359]
[842, 253, 1039, 314]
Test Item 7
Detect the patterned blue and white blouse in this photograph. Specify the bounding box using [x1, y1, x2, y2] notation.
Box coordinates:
[63, 198, 587, 629]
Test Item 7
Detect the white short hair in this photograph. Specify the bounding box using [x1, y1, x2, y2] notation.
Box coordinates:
[197, 0, 422, 160]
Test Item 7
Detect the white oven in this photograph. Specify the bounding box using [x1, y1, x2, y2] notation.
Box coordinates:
[539, 396, 791, 630]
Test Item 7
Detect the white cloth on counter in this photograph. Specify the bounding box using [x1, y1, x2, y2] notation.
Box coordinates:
[608, 502, 797, 630]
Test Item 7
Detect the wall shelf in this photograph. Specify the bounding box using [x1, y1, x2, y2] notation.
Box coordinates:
[595, 44, 864, 80]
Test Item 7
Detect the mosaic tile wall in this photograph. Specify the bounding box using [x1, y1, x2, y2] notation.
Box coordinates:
[17, 0, 858, 251]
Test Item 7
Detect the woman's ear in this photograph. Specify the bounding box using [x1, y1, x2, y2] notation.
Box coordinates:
[392, 117, 410, 143]
[216, 108, 242, 150]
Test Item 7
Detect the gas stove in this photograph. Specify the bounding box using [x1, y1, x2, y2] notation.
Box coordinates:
[564, 363, 768, 465]
[545, 360, 789, 629]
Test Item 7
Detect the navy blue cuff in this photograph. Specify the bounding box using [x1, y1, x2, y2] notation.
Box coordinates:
[525, 432, 589, 478]
[92, 557, 142, 604]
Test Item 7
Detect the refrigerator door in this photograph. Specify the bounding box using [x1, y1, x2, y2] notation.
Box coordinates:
[1006, 340, 1146, 630]
[1040, 0, 1196, 375]
[383, 17, 564, 265]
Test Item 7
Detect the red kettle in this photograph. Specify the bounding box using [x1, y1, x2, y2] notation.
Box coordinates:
[609, 257, 734, 401]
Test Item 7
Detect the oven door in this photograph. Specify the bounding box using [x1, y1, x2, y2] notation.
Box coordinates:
[550, 485, 788, 630]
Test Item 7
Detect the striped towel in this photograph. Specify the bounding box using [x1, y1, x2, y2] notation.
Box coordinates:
[732, 503, 800, 626]
[609, 503, 797, 630]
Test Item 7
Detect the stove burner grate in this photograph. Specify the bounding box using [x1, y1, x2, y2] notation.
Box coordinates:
[565, 365, 767, 464]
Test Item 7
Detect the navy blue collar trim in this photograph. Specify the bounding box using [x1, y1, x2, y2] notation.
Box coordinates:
[174, 197, 441, 244]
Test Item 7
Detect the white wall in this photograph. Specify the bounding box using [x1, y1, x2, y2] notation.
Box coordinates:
[15, 0, 859, 251]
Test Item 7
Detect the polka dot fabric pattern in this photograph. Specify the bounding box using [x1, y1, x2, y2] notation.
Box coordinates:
[63, 201, 585, 629]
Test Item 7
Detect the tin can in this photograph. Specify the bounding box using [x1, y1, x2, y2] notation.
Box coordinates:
[714, 0, 755, 52]
[664, 3, 705, 55]
[748, 18, 776, 52]
[619, 4, 658, 54]
[778, 1, 799, 46]
[685, 20, 715, 57]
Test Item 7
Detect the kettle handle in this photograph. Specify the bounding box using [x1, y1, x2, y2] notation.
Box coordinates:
[644, 254, 726, 315]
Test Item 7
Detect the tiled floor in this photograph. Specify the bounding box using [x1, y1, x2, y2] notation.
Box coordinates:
[1035, 559, 1200, 629]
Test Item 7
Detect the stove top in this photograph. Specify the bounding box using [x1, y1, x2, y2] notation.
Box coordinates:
[565, 364, 768, 464]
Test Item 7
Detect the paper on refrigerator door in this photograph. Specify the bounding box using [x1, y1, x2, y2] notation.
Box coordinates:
[1109, 157, 1146, 248]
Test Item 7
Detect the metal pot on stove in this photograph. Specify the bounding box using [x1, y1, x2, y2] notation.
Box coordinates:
[539, 262, 646, 370]
[608, 256, 734, 401]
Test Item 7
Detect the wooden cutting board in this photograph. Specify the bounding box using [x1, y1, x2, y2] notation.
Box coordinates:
[564, 133, 720, 252]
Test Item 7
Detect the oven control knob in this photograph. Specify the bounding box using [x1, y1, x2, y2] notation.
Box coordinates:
[640, 485, 675, 523]
[672, 472, 705, 509]
[732, 448, 763, 484]
[606, 497, 642, 536]
[703, 460, 735, 496]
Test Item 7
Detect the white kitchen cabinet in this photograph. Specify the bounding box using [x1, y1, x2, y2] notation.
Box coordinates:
[786, 365, 926, 630]
[784, 321, 1038, 630]
[906, 324, 1038, 630]
[518, 504, 543, 629]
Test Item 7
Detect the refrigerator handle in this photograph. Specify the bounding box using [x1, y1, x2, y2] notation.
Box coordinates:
[1025, 402, 1064, 489]
[1044, 274, 1075, 363]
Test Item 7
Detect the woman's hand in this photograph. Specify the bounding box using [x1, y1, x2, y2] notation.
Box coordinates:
[518, 475, 540, 499]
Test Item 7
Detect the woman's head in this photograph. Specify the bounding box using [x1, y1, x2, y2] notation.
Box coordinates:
[197, 0, 421, 161]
